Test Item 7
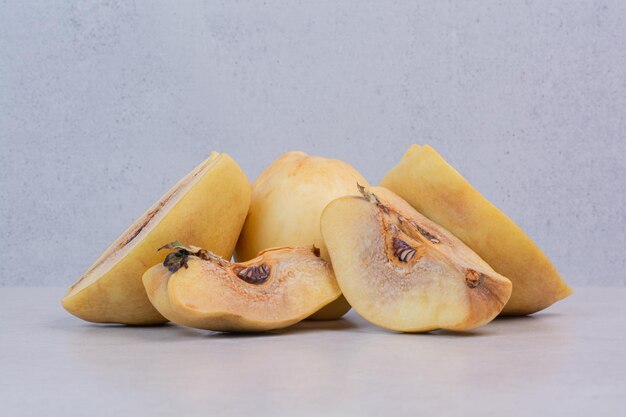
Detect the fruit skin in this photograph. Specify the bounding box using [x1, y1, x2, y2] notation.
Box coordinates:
[234, 151, 369, 320]
[143, 246, 341, 332]
[321, 186, 512, 332]
[62, 152, 251, 325]
[381, 145, 572, 315]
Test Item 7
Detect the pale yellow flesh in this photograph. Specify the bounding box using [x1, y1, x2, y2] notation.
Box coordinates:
[143, 247, 341, 332]
[62, 152, 251, 325]
[235, 151, 369, 320]
[381, 145, 572, 315]
[320, 187, 512, 332]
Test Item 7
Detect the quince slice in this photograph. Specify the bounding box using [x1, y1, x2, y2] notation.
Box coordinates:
[321, 186, 512, 332]
[143, 243, 340, 332]
[381, 145, 572, 315]
[62, 152, 250, 324]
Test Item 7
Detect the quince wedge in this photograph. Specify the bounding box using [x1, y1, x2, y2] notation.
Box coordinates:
[143, 243, 341, 332]
[235, 151, 369, 320]
[321, 186, 512, 332]
[62, 152, 250, 325]
[381, 145, 572, 315]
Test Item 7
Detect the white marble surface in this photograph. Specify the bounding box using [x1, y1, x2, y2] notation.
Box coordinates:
[1, 287, 624, 416]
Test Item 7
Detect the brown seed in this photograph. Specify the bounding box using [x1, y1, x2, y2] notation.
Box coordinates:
[235, 264, 271, 284]
[392, 238, 417, 263]
[465, 269, 483, 288]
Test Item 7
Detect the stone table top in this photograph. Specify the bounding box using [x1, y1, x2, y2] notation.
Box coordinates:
[1, 287, 624, 416]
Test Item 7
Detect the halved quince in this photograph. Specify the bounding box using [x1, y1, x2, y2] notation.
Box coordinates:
[381, 145, 572, 315]
[320, 185, 512, 332]
[62, 152, 251, 325]
[235, 151, 369, 320]
[143, 242, 341, 332]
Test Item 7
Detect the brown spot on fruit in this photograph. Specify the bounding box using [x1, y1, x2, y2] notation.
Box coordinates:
[124, 222, 147, 246]
[163, 251, 190, 273]
[465, 269, 484, 288]
[121, 193, 176, 248]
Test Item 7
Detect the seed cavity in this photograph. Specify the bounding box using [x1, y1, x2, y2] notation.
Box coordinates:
[392, 238, 417, 263]
[411, 222, 440, 244]
[159, 241, 273, 284]
[235, 264, 271, 285]
[465, 269, 484, 288]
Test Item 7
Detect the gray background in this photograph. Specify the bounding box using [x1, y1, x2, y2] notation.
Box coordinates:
[1, 1, 624, 287]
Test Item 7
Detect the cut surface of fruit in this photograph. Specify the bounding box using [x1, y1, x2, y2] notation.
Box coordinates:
[320, 186, 512, 332]
[381, 145, 572, 315]
[62, 152, 251, 325]
[143, 243, 341, 332]
[235, 151, 369, 320]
